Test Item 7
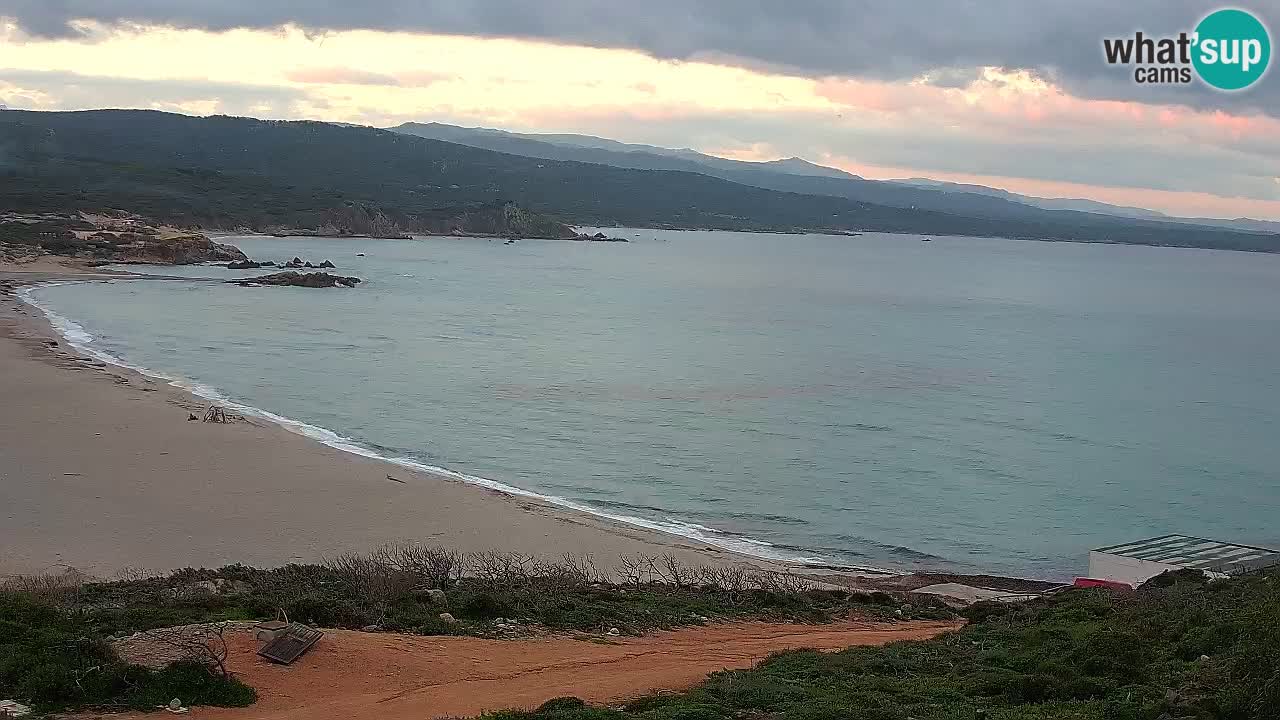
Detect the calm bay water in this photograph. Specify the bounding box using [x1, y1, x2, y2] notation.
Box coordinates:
[26, 230, 1280, 578]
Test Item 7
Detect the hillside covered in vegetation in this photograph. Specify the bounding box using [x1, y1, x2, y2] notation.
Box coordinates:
[492, 570, 1279, 720]
[2, 543, 1276, 718]
[1, 109, 1277, 252]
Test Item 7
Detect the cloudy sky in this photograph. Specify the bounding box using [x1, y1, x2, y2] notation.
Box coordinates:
[0, 1, 1277, 219]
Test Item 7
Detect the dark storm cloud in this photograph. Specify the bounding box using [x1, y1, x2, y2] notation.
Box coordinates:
[3, 1, 1276, 114]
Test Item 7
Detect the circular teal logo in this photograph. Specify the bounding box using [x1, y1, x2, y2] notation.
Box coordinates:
[1193, 9, 1271, 90]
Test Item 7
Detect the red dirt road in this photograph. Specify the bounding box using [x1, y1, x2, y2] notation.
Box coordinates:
[164, 620, 959, 720]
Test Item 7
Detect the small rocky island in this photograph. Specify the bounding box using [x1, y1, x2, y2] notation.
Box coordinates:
[574, 231, 628, 242]
[228, 271, 361, 288]
[227, 258, 337, 269]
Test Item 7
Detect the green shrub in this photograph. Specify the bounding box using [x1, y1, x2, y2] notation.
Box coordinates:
[0, 593, 254, 712]
[480, 574, 1279, 720]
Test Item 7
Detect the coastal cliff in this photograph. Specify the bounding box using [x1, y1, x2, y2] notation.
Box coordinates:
[0, 211, 246, 266]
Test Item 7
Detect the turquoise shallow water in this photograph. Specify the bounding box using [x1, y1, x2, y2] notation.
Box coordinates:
[23, 229, 1280, 579]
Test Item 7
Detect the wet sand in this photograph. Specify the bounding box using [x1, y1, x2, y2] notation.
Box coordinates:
[0, 263, 758, 577]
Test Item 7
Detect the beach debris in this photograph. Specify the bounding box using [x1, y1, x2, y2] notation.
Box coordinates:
[386, 474, 407, 484]
[202, 406, 229, 423]
[0, 699, 32, 718]
[258, 622, 323, 665]
[187, 413, 198, 421]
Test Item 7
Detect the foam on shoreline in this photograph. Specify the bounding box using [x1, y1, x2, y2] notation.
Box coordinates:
[16, 280, 884, 571]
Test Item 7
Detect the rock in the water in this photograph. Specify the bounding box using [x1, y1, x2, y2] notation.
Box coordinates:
[228, 271, 361, 288]
[319, 260, 336, 268]
[226, 259, 270, 269]
[574, 231, 628, 243]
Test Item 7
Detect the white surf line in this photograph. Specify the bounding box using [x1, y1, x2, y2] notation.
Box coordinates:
[17, 280, 876, 570]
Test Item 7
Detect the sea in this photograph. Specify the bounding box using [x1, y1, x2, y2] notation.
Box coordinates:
[19, 229, 1280, 580]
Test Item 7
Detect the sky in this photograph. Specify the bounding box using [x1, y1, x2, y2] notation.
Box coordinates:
[0, 1, 1277, 220]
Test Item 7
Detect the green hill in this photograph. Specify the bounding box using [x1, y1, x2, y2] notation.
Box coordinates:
[1, 109, 1276, 252]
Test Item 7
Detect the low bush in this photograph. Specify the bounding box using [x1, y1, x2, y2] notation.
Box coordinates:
[0, 593, 254, 713]
[481, 572, 1279, 720]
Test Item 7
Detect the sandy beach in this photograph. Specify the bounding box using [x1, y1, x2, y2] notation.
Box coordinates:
[0, 263, 749, 578]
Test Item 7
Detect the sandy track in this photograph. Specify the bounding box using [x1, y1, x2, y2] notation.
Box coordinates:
[137, 620, 959, 720]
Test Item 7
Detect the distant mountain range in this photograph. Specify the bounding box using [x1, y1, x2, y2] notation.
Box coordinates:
[0, 109, 1275, 253]
[393, 121, 1280, 235]
[889, 178, 1280, 234]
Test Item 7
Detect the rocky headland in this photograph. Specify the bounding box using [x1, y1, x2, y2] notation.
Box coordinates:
[0, 211, 246, 266]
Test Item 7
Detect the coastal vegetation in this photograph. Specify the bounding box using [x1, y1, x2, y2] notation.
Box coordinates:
[2, 546, 1276, 717]
[2, 109, 1277, 252]
[485, 570, 1280, 720]
[481, 568, 1280, 712]
[0, 547, 945, 712]
[0, 591, 255, 713]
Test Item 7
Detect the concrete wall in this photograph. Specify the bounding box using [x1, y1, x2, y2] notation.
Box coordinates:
[1087, 552, 1182, 586]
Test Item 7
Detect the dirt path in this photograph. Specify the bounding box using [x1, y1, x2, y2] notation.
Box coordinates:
[145, 620, 959, 720]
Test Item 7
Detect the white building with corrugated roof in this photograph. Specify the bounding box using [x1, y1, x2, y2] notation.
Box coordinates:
[1088, 534, 1280, 586]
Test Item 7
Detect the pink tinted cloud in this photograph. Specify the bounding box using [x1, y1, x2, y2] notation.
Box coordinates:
[814, 75, 1280, 144]
[286, 66, 399, 85]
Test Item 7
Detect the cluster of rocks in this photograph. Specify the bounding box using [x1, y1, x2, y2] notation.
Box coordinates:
[228, 271, 361, 288]
[573, 232, 628, 243]
[226, 257, 336, 270]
